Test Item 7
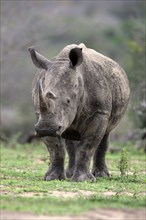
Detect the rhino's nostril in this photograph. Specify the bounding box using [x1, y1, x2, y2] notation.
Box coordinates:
[58, 126, 62, 130]
[34, 124, 43, 134]
[55, 126, 62, 136]
[34, 124, 39, 131]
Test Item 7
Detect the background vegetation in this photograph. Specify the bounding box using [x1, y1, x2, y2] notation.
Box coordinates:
[1, 0, 145, 142]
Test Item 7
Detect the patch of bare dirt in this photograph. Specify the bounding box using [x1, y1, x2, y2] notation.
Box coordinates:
[85, 208, 146, 220]
[102, 191, 146, 197]
[1, 189, 145, 198]
[35, 157, 47, 164]
[1, 208, 145, 220]
[0, 189, 94, 198]
[50, 190, 94, 198]
[0, 189, 12, 196]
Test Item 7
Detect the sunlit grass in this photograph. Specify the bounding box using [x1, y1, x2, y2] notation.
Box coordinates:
[0, 141, 145, 215]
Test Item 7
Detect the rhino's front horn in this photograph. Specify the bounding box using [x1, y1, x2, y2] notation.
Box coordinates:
[28, 47, 50, 70]
[38, 79, 48, 111]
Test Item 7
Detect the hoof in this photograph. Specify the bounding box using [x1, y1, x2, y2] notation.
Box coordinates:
[71, 172, 96, 182]
[66, 168, 74, 179]
[44, 171, 66, 181]
[92, 169, 110, 178]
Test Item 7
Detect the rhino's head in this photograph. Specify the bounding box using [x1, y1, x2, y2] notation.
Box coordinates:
[28, 47, 83, 141]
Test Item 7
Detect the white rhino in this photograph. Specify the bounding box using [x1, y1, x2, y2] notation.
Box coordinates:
[28, 43, 130, 182]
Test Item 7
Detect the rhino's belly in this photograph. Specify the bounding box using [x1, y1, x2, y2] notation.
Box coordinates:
[107, 103, 128, 133]
[106, 81, 130, 133]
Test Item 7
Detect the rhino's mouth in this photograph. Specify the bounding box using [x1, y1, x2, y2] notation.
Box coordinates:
[61, 129, 81, 141]
[35, 128, 81, 141]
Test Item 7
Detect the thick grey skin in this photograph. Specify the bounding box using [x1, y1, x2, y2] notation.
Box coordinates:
[29, 43, 130, 182]
[43, 137, 66, 181]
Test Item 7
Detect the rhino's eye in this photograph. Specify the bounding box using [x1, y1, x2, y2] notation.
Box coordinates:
[66, 98, 71, 104]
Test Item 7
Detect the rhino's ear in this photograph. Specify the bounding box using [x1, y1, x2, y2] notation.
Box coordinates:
[69, 48, 83, 68]
[28, 47, 50, 70]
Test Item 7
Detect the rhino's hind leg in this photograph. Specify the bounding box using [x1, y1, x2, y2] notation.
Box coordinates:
[65, 140, 77, 178]
[92, 134, 110, 178]
[44, 137, 66, 181]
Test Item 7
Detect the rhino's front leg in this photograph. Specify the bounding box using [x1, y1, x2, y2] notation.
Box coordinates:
[71, 115, 108, 182]
[43, 137, 66, 181]
[65, 140, 78, 178]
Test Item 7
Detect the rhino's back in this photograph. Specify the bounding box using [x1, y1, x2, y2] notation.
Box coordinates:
[83, 45, 130, 131]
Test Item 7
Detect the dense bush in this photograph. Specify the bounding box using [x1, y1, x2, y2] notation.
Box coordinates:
[1, 1, 145, 137]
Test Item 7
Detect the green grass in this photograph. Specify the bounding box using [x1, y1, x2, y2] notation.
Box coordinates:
[0, 141, 146, 216]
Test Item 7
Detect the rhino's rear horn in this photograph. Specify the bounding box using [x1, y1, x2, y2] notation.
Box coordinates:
[69, 48, 83, 68]
[28, 47, 50, 70]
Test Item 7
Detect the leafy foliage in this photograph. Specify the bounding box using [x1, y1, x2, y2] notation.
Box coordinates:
[118, 148, 130, 177]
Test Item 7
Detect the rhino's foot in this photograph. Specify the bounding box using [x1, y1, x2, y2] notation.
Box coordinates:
[66, 167, 74, 179]
[92, 168, 110, 178]
[71, 171, 96, 182]
[44, 170, 66, 181]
